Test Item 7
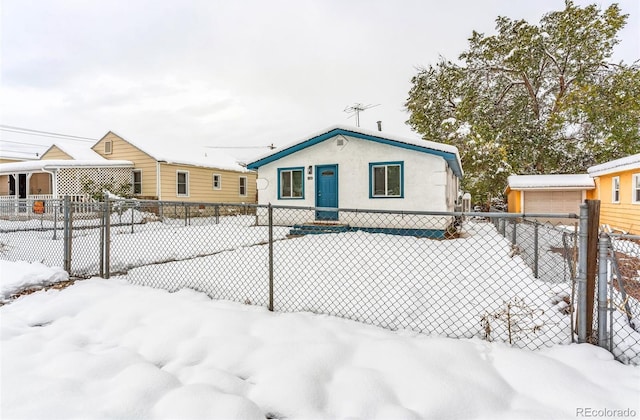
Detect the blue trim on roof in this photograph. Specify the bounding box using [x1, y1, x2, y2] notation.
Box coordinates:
[246, 128, 463, 178]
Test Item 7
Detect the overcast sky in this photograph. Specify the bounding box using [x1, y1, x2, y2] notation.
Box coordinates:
[1, 0, 638, 162]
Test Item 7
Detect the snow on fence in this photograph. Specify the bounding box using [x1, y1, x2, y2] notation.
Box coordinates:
[1, 199, 638, 363]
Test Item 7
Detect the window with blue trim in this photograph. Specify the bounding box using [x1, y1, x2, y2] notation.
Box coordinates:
[370, 162, 403, 198]
[279, 167, 304, 199]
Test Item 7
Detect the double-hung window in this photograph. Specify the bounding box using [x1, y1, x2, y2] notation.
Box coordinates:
[612, 176, 620, 203]
[177, 171, 189, 197]
[370, 161, 403, 198]
[239, 176, 247, 197]
[213, 174, 221, 190]
[278, 167, 304, 199]
[633, 174, 640, 204]
[132, 170, 142, 195]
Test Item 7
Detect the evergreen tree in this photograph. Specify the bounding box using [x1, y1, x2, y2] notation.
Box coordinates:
[406, 1, 640, 202]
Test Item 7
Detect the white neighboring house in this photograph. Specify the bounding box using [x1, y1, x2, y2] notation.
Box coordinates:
[246, 125, 463, 235]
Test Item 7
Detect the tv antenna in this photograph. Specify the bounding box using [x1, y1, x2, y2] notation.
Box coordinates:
[344, 103, 379, 127]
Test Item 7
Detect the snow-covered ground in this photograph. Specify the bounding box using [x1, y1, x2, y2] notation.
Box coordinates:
[2, 213, 639, 361]
[1, 269, 638, 420]
[124, 224, 574, 350]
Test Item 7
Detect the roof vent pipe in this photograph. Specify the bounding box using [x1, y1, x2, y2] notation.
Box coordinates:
[376, 121, 382, 131]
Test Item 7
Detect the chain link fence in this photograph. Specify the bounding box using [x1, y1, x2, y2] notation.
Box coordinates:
[0, 199, 576, 351]
[604, 233, 640, 364]
[1, 198, 638, 363]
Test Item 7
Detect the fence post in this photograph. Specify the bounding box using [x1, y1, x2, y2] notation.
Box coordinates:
[104, 194, 111, 279]
[215, 205, 220, 225]
[268, 203, 274, 312]
[576, 203, 588, 343]
[533, 221, 539, 278]
[63, 196, 72, 273]
[597, 232, 610, 349]
[130, 201, 135, 234]
[99, 200, 105, 278]
[585, 199, 600, 341]
[500, 218, 506, 237]
[511, 219, 517, 245]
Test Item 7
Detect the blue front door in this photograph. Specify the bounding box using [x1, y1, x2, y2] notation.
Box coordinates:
[315, 164, 338, 220]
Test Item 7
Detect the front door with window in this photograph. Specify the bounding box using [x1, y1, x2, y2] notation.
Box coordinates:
[315, 164, 338, 220]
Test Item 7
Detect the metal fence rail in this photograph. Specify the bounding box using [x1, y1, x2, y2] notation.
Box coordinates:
[1, 198, 638, 363]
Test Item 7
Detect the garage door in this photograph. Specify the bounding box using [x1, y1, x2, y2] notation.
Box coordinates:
[524, 191, 582, 214]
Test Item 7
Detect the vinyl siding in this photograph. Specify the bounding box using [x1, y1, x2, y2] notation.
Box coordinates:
[0, 175, 9, 194]
[92, 132, 158, 198]
[507, 190, 521, 213]
[593, 169, 640, 234]
[0, 158, 23, 164]
[159, 162, 257, 203]
[40, 146, 73, 160]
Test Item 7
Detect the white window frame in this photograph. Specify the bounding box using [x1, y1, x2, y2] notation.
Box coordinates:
[213, 174, 222, 190]
[633, 173, 640, 204]
[177, 170, 189, 197]
[104, 140, 113, 155]
[278, 167, 305, 199]
[132, 170, 142, 195]
[369, 161, 404, 198]
[239, 176, 247, 197]
[612, 176, 620, 203]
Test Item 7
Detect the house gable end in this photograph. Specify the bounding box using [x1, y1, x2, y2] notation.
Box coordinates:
[93, 131, 157, 162]
[41, 145, 73, 160]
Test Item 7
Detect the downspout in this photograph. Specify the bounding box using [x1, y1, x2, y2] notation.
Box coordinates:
[156, 161, 161, 200]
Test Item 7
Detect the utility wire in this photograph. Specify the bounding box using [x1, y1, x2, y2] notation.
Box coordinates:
[0, 139, 51, 147]
[0, 125, 97, 142]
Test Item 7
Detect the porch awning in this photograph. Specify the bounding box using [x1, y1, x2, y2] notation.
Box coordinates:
[0, 159, 133, 175]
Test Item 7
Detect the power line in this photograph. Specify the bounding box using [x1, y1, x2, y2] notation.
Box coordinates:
[0, 139, 51, 147]
[0, 149, 40, 156]
[205, 144, 276, 150]
[0, 125, 97, 142]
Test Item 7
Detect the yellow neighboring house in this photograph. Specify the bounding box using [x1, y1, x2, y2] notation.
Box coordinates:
[92, 132, 256, 203]
[587, 153, 640, 235]
[0, 131, 257, 212]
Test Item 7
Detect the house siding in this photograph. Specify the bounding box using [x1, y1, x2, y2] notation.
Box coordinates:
[589, 169, 640, 234]
[255, 134, 455, 229]
[158, 162, 257, 203]
[258, 135, 450, 211]
[0, 158, 23, 164]
[507, 190, 522, 213]
[92, 132, 158, 198]
[40, 146, 73, 160]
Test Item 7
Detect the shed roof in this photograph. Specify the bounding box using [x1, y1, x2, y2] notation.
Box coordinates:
[507, 174, 595, 190]
[587, 153, 640, 177]
[246, 125, 463, 178]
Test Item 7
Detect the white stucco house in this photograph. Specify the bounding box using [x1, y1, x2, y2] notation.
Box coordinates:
[246, 125, 463, 236]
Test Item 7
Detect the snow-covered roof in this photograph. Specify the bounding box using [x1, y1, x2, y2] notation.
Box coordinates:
[43, 142, 105, 160]
[0, 159, 133, 175]
[507, 174, 595, 190]
[587, 153, 640, 177]
[247, 125, 463, 178]
[104, 131, 251, 173]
